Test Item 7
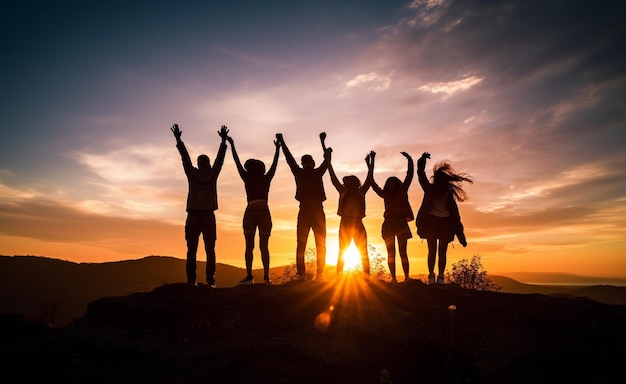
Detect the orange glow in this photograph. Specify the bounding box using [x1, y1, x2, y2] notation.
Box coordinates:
[342, 242, 364, 272]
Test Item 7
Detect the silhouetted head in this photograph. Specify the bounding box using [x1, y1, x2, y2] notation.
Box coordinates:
[343, 175, 361, 190]
[431, 161, 474, 201]
[383, 176, 402, 193]
[301, 154, 315, 169]
[197, 155, 211, 170]
[244, 159, 266, 175]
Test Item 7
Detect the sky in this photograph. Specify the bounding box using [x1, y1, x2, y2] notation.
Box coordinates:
[1, 0, 625, 278]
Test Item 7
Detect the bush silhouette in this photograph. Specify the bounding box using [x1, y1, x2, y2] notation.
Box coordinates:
[448, 255, 501, 291]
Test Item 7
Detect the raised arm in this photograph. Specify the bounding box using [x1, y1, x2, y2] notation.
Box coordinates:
[326, 150, 343, 191]
[212, 125, 229, 176]
[171, 123, 193, 173]
[371, 175, 384, 198]
[417, 152, 430, 191]
[266, 138, 281, 181]
[275, 133, 298, 171]
[361, 151, 375, 193]
[171, 124, 183, 145]
[318, 132, 331, 172]
[226, 136, 246, 179]
[401, 151, 414, 187]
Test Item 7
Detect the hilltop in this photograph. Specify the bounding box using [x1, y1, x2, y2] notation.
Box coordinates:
[2, 278, 625, 383]
[2, 255, 625, 328]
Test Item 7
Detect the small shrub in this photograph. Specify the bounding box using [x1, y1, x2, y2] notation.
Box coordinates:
[448, 255, 501, 291]
[369, 244, 391, 282]
[274, 247, 318, 284]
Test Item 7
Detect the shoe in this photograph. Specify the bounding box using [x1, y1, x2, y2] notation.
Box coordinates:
[264, 278, 272, 285]
[207, 279, 216, 288]
[437, 275, 445, 284]
[390, 278, 398, 284]
[404, 277, 412, 282]
[428, 273, 436, 285]
[238, 276, 254, 285]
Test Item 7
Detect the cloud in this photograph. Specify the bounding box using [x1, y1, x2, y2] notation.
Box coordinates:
[73, 145, 178, 184]
[418, 75, 483, 96]
[0, 197, 180, 248]
[344, 71, 394, 91]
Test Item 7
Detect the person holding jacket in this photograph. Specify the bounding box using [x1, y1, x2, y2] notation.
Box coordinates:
[416, 152, 473, 285]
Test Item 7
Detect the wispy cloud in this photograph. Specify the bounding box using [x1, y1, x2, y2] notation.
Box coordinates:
[345, 71, 394, 91]
[418, 75, 483, 96]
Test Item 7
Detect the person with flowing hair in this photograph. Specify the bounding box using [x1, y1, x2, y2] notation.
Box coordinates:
[416, 152, 473, 285]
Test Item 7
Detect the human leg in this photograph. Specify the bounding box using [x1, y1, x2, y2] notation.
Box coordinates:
[336, 220, 351, 274]
[437, 240, 448, 282]
[185, 213, 202, 284]
[398, 237, 410, 280]
[384, 237, 397, 281]
[257, 209, 273, 282]
[295, 211, 310, 277]
[201, 212, 217, 286]
[426, 237, 437, 284]
[260, 235, 271, 281]
[354, 221, 370, 276]
[244, 232, 255, 278]
[311, 207, 327, 276]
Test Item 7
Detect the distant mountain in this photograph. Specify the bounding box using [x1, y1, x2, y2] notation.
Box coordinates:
[2, 255, 625, 328]
[500, 271, 626, 286]
[0, 255, 289, 327]
[2, 280, 625, 383]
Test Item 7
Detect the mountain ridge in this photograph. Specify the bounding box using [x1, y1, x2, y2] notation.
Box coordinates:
[2, 254, 625, 328]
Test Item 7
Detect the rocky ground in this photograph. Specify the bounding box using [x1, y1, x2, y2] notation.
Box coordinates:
[2, 277, 625, 383]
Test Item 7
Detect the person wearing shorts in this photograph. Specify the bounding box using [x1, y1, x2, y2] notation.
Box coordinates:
[227, 134, 280, 284]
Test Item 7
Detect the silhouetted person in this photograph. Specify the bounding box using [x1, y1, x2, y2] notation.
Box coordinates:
[276, 132, 331, 280]
[416, 152, 473, 284]
[171, 124, 228, 287]
[227, 134, 280, 284]
[328, 149, 375, 277]
[372, 152, 414, 282]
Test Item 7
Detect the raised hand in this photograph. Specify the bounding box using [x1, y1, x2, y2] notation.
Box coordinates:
[421, 152, 431, 160]
[324, 147, 332, 161]
[401, 151, 412, 160]
[170, 124, 182, 139]
[218, 125, 229, 140]
[319, 132, 328, 151]
[276, 133, 283, 142]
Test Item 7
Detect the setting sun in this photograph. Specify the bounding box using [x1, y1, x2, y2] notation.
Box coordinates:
[342, 243, 364, 272]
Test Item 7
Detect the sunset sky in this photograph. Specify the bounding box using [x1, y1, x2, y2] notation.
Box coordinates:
[1, 0, 625, 278]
